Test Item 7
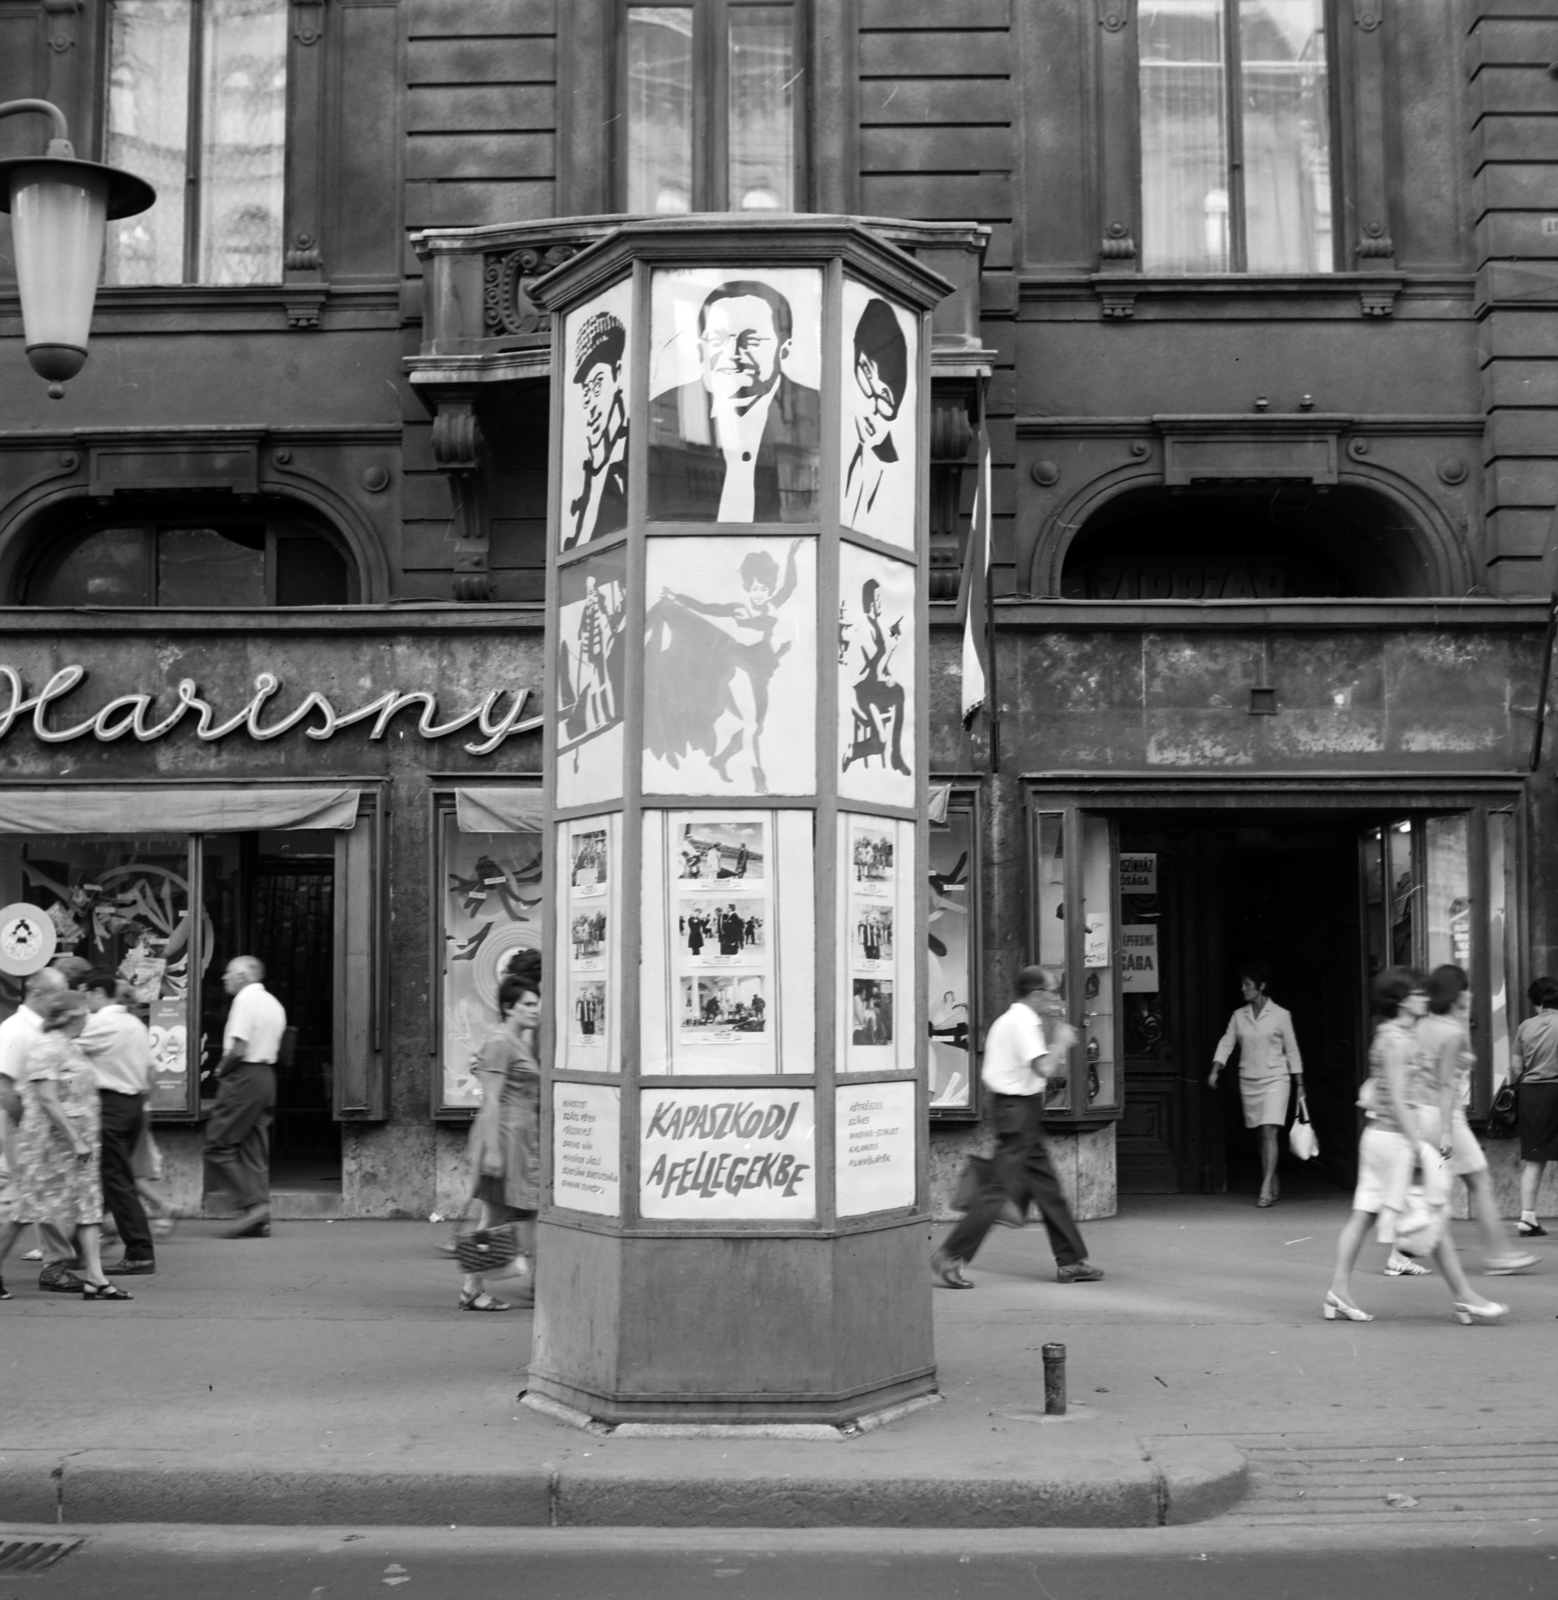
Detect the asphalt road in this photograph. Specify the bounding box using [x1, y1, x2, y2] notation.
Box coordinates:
[9, 1526, 1558, 1600]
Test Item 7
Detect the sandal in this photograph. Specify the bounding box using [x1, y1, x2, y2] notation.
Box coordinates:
[81, 1281, 133, 1302]
[1385, 1252, 1432, 1276]
[458, 1290, 511, 1312]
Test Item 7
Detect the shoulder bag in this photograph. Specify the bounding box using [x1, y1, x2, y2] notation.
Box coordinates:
[1486, 1015, 1553, 1139]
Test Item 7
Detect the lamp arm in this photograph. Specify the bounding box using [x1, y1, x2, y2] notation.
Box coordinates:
[0, 98, 73, 158]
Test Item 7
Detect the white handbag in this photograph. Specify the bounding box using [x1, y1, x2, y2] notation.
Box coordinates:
[1288, 1089, 1319, 1161]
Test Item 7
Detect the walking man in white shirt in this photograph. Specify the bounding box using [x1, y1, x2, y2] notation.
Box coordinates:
[931, 966, 1105, 1289]
[203, 956, 286, 1239]
[78, 969, 156, 1275]
[0, 966, 84, 1291]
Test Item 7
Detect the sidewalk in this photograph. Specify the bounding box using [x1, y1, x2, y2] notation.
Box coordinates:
[1, 1193, 1554, 1529]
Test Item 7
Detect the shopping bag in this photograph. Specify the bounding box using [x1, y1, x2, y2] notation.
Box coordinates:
[1288, 1091, 1319, 1162]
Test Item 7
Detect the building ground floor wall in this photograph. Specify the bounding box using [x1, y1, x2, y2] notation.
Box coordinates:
[4, 604, 1558, 1228]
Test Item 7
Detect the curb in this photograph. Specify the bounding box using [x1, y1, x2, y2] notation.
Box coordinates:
[0, 1441, 1248, 1529]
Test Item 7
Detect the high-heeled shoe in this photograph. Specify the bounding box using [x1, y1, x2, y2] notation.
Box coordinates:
[1452, 1300, 1508, 1325]
[1323, 1290, 1374, 1322]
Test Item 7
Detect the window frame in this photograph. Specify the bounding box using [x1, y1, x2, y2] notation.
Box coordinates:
[18, 508, 360, 609]
[613, 0, 811, 217]
[99, 0, 292, 288]
[1133, 0, 1342, 276]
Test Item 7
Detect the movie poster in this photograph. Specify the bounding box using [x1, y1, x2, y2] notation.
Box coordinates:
[647, 266, 822, 524]
[842, 815, 910, 1073]
[639, 1087, 815, 1220]
[838, 543, 915, 808]
[643, 535, 817, 797]
[839, 279, 917, 550]
[555, 548, 627, 810]
[559, 278, 632, 552]
[559, 815, 618, 1073]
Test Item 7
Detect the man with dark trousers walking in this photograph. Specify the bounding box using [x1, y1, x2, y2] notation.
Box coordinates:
[932, 965, 1105, 1288]
[78, 969, 156, 1275]
[203, 955, 286, 1239]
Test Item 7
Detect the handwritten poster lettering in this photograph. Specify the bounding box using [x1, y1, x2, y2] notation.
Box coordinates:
[639, 1088, 815, 1220]
[552, 1083, 621, 1216]
[835, 1080, 916, 1217]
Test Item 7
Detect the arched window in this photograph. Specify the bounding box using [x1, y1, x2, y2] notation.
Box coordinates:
[1059, 485, 1436, 601]
[20, 505, 357, 607]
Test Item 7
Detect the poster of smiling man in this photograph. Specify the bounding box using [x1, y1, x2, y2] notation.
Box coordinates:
[647, 268, 821, 523]
[555, 548, 627, 809]
[838, 545, 915, 808]
[643, 535, 817, 796]
[839, 281, 917, 549]
[560, 280, 631, 551]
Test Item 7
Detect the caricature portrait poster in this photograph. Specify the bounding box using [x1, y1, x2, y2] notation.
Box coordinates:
[560, 278, 632, 552]
[643, 535, 817, 797]
[839, 279, 917, 550]
[838, 544, 915, 808]
[555, 547, 627, 809]
[646, 267, 822, 524]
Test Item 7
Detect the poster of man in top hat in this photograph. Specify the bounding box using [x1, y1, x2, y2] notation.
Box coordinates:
[840, 281, 917, 548]
[647, 268, 821, 524]
[561, 280, 632, 551]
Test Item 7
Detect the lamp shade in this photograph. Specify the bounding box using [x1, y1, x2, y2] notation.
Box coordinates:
[0, 152, 154, 384]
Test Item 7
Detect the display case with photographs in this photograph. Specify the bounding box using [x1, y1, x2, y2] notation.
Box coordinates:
[837, 813, 916, 1078]
[554, 814, 622, 1075]
[639, 808, 814, 1076]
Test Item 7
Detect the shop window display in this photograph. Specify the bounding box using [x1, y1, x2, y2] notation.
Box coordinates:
[928, 796, 976, 1115]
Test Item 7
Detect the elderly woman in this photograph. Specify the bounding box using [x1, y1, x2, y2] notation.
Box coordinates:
[458, 974, 541, 1312]
[1323, 967, 1506, 1325]
[1208, 961, 1304, 1207]
[8, 990, 131, 1301]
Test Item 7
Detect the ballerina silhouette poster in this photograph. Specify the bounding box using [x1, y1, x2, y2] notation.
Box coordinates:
[555, 549, 627, 809]
[838, 545, 915, 808]
[643, 535, 817, 796]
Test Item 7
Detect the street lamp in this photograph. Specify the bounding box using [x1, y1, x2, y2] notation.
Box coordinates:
[0, 98, 154, 395]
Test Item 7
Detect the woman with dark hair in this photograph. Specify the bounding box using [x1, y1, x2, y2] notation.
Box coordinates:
[1512, 974, 1558, 1238]
[1411, 965, 1534, 1274]
[1323, 966, 1507, 1325]
[1208, 961, 1303, 1206]
[459, 974, 541, 1312]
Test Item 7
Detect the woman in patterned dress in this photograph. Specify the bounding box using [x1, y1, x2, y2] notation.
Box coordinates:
[10, 990, 131, 1300]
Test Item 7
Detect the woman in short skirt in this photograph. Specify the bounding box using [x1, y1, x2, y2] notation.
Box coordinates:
[1513, 975, 1558, 1238]
[1323, 967, 1506, 1325]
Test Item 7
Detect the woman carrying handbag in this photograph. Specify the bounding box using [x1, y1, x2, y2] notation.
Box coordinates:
[1511, 975, 1558, 1239]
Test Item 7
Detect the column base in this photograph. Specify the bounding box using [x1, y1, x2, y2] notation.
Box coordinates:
[521, 1387, 941, 1436]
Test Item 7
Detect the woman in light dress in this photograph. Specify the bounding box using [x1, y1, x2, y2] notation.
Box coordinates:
[1403, 965, 1534, 1277]
[1208, 962, 1303, 1207]
[459, 973, 541, 1313]
[0, 990, 132, 1301]
[1323, 967, 1507, 1325]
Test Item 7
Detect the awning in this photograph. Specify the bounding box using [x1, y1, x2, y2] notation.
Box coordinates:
[0, 787, 362, 834]
[455, 786, 544, 834]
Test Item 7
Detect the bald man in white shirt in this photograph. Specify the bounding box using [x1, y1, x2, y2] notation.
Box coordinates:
[202, 955, 286, 1239]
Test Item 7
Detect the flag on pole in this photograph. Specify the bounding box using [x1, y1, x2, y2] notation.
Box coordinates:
[956, 437, 992, 729]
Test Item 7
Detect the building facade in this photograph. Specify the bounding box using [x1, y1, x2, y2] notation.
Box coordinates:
[1, 0, 1555, 1218]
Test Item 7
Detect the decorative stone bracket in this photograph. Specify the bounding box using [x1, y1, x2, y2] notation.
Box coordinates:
[430, 398, 492, 603]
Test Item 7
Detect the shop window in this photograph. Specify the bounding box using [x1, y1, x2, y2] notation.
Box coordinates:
[22, 515, 355, 607]
[1138, 0, 1333, 273]
[621, 1, 805, 215]
[103, 0, 288, 285]
[928, 785, 979, 1120]
[434, 789, 544, 1117]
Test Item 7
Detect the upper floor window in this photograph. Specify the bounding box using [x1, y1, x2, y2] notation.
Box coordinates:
[103, 0, 288, 285]
[1138, 0, 1332, 273]
[622, 1, 804, 215]
[23, 513, 354, 607]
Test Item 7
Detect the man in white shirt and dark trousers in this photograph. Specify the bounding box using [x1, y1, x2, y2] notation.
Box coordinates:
[932, 966, 1105, 1288]
[78, 969, 157, 1274]
[203, 956, 286, 1239]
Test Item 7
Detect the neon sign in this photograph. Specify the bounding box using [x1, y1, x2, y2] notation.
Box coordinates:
[0, 666, 541, 757]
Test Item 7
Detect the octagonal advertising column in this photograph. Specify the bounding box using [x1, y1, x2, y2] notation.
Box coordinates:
[526, 219, 949, 1427]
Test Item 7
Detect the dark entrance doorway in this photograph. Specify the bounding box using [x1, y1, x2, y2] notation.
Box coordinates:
[1117, 813, 1365, 1198]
